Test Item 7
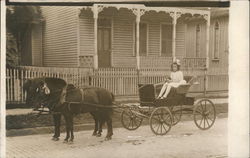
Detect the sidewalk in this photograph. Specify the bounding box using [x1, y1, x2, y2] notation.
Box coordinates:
[6, 95, 228, 137]
[7, 96, 228, 116]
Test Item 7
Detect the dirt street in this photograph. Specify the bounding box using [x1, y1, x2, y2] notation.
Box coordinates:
[6, 118, 227, 158]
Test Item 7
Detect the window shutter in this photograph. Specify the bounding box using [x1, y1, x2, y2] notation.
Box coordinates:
[195, 24, 201, 57]
[161, 24, 172, 57]
[139, 23, 147, 56]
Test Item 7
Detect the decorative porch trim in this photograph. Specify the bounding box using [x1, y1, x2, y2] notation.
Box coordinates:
[80, 4, 210, 16]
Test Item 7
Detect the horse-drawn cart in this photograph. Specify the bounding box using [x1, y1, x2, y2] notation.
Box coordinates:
[26, 75, 216, 141]
[120, 76, 216, 135]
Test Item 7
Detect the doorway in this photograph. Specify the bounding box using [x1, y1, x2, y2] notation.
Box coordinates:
[98, 18, 112, 67]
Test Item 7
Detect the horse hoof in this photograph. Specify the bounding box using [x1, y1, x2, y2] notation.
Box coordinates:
[68, 140, 74, 144]
[92, 132, 97, 136]
[52, 137, 59, 141]
[96, 133, 102, 137]
[63, 139, 68, 143]
[105, 137, 112, 141]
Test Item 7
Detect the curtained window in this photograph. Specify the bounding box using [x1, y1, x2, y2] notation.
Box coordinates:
[134, 22, 148, 56]
[161, 24, 172, 57]
[195, 24, 201, 57]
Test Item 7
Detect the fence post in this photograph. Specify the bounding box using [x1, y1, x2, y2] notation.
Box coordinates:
[204, 67, 208, 96]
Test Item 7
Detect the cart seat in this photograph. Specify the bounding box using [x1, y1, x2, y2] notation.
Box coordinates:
[138, 84, 155, 105]
[155, 76, 194, 95]
[138, 76, 195, 106]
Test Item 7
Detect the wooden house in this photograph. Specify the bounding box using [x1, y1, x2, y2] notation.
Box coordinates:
[28, 4, 228, 72]
[6, 5, 230, 103]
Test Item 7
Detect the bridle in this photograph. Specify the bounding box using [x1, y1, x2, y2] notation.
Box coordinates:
[30, 78, 67, 113]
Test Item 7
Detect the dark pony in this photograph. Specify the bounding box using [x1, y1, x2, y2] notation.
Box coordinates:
[24, 78, 114, 142]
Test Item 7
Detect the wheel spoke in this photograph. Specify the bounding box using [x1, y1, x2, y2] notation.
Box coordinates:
[165, 114, 170, 120]
[196, 106, 203, 114]
[199, 102, 204, 111]
[134, 118, 140, 126]
[122, 112, 129, 117]
[156, 123, 161, 133]
[194, 110, 203, 115]
[152, 116, 161, 123]
[204, 116, 210, 127]
[128, 119, 132, 128]
[203, 116, 206, 128]
[162, 123, 167, 132]
[131, 118, 134, 129]
[199, 117, 204, 127]
[157, 112, 161, 120]
[160, 124, 163, 134]
[206, 115, 214, 122]
[153, 121, 158, 129]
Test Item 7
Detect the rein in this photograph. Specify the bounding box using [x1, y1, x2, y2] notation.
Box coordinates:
[34, 81, 128, 116]
[32, 108, 61, 117]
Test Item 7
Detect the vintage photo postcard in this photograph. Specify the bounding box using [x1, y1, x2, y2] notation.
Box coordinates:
[1, 0, 249, 158]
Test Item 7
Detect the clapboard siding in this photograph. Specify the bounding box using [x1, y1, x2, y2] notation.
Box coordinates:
[41, 6, 78, 67]
[176, 23, 186, 58]
[185, 21, 207, 58]
[209, 16, 229, 72]
[79, 10, 94, 56]
[148, 22, 160, 56]
[31, 24, 43, 66]
[110, 9, 136, 67]
[142, 12, 170, 58]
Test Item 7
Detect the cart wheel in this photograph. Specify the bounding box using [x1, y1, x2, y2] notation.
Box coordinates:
[193, 99, 216, 130]
[149, 107, 172, 135]
[121, 108, 143, 130]
[170, 106, 182, 126]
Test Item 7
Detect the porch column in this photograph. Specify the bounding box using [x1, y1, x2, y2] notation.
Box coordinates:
[170, 12, 180, 62]
[204, 13, 210, 95]
[93, 5, 98, 69]
[135, 8, 141, 70]
[205, 14, 210, 69]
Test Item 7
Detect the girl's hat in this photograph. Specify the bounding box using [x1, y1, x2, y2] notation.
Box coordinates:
[173, 59, 181, 66]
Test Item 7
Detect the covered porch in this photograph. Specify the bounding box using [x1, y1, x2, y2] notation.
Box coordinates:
[78, 4, 210, 70]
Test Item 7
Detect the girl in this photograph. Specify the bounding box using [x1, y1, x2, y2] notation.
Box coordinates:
[157, 60, 186, 99]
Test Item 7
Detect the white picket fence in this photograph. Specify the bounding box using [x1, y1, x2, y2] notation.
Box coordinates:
[6, 66, 228, 104]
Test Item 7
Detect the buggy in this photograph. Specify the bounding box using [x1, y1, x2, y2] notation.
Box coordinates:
[121, 76, 216, 135]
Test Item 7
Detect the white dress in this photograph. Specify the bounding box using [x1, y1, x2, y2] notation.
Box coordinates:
[168, 71, 186, 88]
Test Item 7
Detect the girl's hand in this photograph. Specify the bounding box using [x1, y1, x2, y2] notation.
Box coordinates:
[166, 78, 172, 83]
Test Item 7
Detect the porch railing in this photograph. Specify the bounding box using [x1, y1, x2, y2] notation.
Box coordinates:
[6, 66, 228, 104]
[182, 57, 207, 69]
[139, 56, 206, 69]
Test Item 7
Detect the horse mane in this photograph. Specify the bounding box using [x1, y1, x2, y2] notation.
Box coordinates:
[44, 78, 67, 91]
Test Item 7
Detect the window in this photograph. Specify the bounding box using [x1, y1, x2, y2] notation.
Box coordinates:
[161, 24, 172, 57]
[134, 23, 148, 56]
[213, 21, 220, 59]
[195, 24, 201, 57]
